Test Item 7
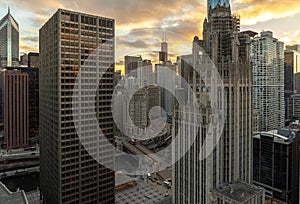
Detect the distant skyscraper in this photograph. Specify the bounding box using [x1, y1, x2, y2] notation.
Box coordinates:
[124, 76, 136, 90]
[126, 85, 160, 136]
[295, 72, 300, 93]
[4, 67, 39, 145]
[284, 48, 300, 119]
[124, 55, 142, 77]
[28, 52, 39, 68]
[0, 8, 19, 67]
[155, 62, 176, 124]
[286, 44, 300, 52]
[159, 37, 168, 63]
[137, 59, 154, 87]
[251, 31, 284, 131]
[207, 0, 230, 14]
[0, 69, 28, 149]
[114, 70, 122, 87]
[39, 9, 115, 203]
[287, 93, 300, 120]
[173, 2, 253, 203]
[253, 128, 300, 204]
[20, 53, 28, 66]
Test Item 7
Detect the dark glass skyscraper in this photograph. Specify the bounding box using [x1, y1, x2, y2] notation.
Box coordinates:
[207, 0, 230, 14]
[0, 8, 19, 67]
[39, 9, 115, 203]
[253, 128, 300, 204]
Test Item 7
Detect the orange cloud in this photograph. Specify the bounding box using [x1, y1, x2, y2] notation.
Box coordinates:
[7, 0, 300, 54]
[234, 0, 300, 25]
[20, 42, 38, 53]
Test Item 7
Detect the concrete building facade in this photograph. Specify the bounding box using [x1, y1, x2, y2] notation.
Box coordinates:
[287, 93, 300, 120]
[173, 2, 254, 204]
[251, 31, 285, 131]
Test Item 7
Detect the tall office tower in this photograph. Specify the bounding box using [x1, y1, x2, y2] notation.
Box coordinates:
[137, 59, 154, 87]
[124, 76, 136, 90]
[295, 72, 300, 93]
[173, 2, 254, 203]
[4, 67, 39, 145]
[253, 128, 300, 204]
[39, 9, 115, 203]
[287, 93, 300, 120]
[124, 55, 142, 77]
[159, 37, 168, 63]
[0, 69, 28, 149]
[113, 85, 127, 136]
[126, 85, 160, 136]
[155, 62, 176, 125]
[207, 0, 230, 14]
[28, 52, 39, 68]
[0, 8, 19, 67]
[156, 39, 175, 125]
[251, 31, 285, 131]
[113, 70, 122, 87]
[284, 49, 300, 118]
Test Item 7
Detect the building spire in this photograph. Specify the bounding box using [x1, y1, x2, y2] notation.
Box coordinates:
[8, 6, 10, 14]
[162, 31, 167, 42]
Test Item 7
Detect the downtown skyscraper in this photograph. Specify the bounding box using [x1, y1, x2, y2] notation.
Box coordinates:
[207, 0, 230, 14]
[39, 9, 115, 203]
[0, 8, 19, 67]
[251, 31, 284, 131]
[173, 2, 254, 203]
[0, 69, 28, 149]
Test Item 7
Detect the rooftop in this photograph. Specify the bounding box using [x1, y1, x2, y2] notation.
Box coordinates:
[213, 181, 264, 203]
[115, 172, 171, 204]
[254, 128, 295, 143]
[116, 179, 171, 204]
[0, 181, 28, 204]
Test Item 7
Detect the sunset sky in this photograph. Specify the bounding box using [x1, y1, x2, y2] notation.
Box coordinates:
[1, 0, 300, 70]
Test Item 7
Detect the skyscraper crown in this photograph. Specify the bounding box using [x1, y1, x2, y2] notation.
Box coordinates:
[0, 7, 19, 31]
[207, 0, 230, 15]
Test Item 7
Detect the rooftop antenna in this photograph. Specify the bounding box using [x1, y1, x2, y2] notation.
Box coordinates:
[162, 31, 167, 42]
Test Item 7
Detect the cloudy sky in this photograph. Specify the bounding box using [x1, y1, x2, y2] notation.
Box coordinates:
[1, 0, 300, 68]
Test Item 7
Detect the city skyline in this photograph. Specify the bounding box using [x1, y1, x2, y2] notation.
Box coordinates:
[0, 0, 300, 61]
[0, 1, 300, 203]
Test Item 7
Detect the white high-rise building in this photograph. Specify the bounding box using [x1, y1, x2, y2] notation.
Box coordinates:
[137, 59, 154, 87]
[251, 31, 284, 131]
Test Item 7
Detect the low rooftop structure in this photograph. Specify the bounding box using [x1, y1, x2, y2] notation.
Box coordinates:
[0, 181, 28, 204]
[211, 181, 265, 204]
[115, 172, 171, 204]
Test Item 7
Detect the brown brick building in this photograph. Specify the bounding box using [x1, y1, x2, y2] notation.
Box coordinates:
[0, 69, 28, 149]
